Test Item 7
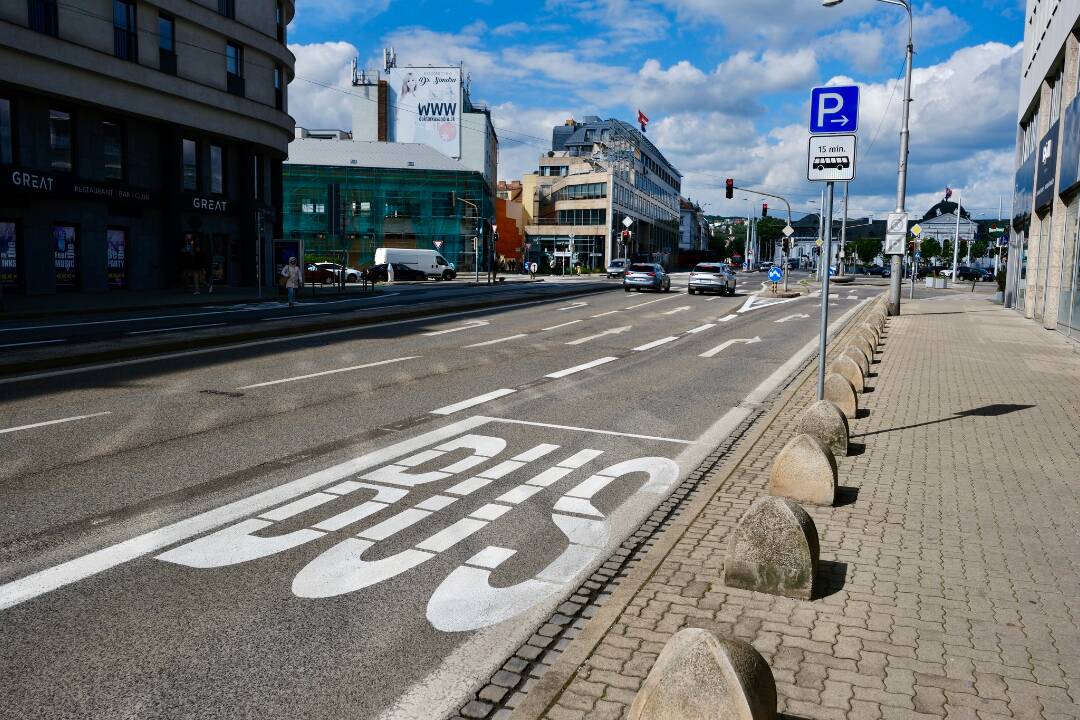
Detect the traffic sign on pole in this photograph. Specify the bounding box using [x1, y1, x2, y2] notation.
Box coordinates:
[810, 86, 859, 134]
[782, 224, 795, 238]
[768, 266, 783, 283]
[911, 223, 923, 237]
[808, 135, 857, 182]
[884, 212, 908, 255]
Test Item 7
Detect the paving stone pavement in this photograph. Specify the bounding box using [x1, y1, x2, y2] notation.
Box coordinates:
[523, 295, 1080, 720]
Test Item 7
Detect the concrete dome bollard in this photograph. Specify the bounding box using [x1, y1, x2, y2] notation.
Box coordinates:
[628, 628, 778, 720]
[824, 372, 859, 419]
[857, 328, 879, 351]
[852, 335, 876, 363]
[724, 496, 820, 600]
[843, 345, 870, 377]
[796, 400, 850, 456]
[830, 354, 865, 393]
[768, 433, 838, 506]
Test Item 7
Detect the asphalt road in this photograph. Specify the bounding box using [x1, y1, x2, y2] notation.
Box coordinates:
[0, 271, 876, 720]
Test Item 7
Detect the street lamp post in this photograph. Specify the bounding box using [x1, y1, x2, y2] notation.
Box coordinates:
[825, 0, 912, 316]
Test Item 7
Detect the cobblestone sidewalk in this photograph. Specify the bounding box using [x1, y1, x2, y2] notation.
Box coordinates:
[514, 295, 1080, 720]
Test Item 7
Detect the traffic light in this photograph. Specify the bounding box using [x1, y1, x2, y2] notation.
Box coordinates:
[762, 202, 768, 218]
[725, 178, 734, 199]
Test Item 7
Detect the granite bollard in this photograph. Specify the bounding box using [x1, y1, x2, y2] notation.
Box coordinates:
[795, 399, 850, 456]
[829, 354, 865, 393]
[723, 496, 820, 600]
[768, 433, 838, 506]
[843, 345, 870, 377]
[824, 372, 858, 419]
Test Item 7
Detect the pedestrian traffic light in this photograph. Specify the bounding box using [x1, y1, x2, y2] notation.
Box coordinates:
[725, 178, 734, 199]
[762, 202, 768, 218]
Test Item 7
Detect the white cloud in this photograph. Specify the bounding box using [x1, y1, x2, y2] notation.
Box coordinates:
[288, 40, 360, 130]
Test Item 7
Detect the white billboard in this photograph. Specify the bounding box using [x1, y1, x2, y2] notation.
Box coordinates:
[390, 67, 462, 159]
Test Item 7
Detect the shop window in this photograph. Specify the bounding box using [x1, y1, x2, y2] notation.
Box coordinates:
[53, 224, 78, 290]
[28, 0, 58, 36]
[210, 144, 223, 194]
[182, 138, 197, 191]
[226, 42, 245, 97]
[113, 0, 138, 62]
[103, 121, 124, 181]
[158, 14, 176, 75]
[0, 98, 12, 165]
[48, 109, 72, 173]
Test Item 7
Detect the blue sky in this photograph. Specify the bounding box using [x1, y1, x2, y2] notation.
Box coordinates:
[287, 0, 1025, 220]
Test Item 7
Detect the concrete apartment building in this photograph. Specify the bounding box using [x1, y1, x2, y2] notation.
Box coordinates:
[1007, 0, 1080, 339]
[522, 117, 681, 272]
[0, 0, 295, 294]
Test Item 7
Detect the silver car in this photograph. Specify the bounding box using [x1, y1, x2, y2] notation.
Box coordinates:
[688, 263, 737, 296]
[606, 259, 628, 278]
[623, 263, 671, 292]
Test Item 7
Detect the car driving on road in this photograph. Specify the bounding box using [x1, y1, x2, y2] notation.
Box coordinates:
[687, 263, 737, 296]
[623, 263, 670, 292]
[606, 259, 628, 278]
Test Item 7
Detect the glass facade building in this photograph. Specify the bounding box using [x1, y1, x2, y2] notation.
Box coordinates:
[283, 152, 495, 272]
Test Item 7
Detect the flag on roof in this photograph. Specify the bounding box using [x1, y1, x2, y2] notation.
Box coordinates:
[945, 186, 953, 200]
[637, 109, 649, 133]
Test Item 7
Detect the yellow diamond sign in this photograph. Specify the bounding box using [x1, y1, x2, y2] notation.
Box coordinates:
[911, 223, 922, 237]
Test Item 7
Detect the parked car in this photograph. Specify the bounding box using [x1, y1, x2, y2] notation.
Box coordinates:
[374, 247, 455, 280]
[364, 262, 432, 282]
[688, 263, 737, 296]
[606, 259, 628, 278]
[866, 265, 886, 276]
[956, 266, 993, 281]
[305, 263, 340, 285]
[757, 262, 772, 272]
[623, 263, 671, 292]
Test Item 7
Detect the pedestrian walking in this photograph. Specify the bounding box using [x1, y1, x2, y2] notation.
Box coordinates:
[282, 256, 301, 308]
[387, 261, 395, 285]
[192, 242, 206, 295]
[181, 238, 195, 291]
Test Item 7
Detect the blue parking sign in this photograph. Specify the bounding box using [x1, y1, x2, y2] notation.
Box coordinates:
[768, 266, 783, 283]
[810, 86, 859, 134]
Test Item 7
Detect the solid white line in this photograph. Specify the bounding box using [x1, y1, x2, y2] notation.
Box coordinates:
[423, 321, 489, 336]
[633, 336, 679, 352]
[625, 295, 676, 309]
[237, 356, 419, 389]
[0, 415, 491, 611]
[590, 310, 620, 318]
[0, 291, 603, 386]
[545, 356, 618, 378]
[464, 334, 528, 348]
[260, 313, 330, 322]
[430, 388, 517, 415]
[719, 314, 737, 322]
[0, 411, 112, 436]
[558, 302, 588, 311]
[490, 417, 693, 444]
[541, 319, 582, 331]
[0, 339, 67, 349]
[126, 323, 227, 335]
[687, 324, 716, 334]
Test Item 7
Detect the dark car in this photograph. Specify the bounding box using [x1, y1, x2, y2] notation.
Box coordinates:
[364, 262, 431, 282]
[957, 266, 992, 281]
[866, 265, 886, 276]
[305, 263, 339, 285]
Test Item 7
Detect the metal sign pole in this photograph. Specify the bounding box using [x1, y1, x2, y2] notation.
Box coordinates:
[817, 181, 835, 401]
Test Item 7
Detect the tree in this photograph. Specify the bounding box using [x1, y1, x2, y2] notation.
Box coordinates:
[970, 238, 989, 260]
[920, 237, 942, 262]
[851, 237, 882, 265]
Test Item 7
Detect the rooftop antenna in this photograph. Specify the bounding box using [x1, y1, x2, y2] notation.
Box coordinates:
[383, 47, 397, 73]
[351, 57, 359, 86]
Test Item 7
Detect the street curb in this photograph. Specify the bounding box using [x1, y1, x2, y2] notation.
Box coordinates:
[507, 291, 887, 720]
[0, 283, 615, 377]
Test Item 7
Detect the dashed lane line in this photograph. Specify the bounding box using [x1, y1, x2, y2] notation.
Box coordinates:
[463, 334, 528, 348]
[126, 323, 227, 335]
[430, 389, 517, 416]
[545, 357, 619, 379]
[632, 336, 679, 352]
[0, 411, 112, 436]
[237, 356, 419, 390]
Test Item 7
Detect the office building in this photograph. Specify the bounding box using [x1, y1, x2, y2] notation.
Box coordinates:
[0, 0, 295, 294]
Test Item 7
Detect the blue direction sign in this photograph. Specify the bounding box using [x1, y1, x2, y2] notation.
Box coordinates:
[768, 266, 783, 283]
[810, 86, 859, 134]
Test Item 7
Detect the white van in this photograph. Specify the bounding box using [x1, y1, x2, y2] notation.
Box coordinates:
[374, 248, 456, 280]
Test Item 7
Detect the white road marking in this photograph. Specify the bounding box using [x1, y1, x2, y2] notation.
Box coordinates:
[0, 416, 492, 611]
[590, 310, 620, 318]
[699, 336, 762, 358]
[633, 336, 679, 352]
[126, 323, 227, 335]
[565, 326, 631, 345]
[775, 313, 811, 323]
[490, 417, 693, 444]
[0, 411, 112, 436]
[423, 320, 490, 336]
[237, 356, 419, 389]
[661, 306, 690, 315]
[686, 324, 715, 334]
[463, 334, 528, 348]
[260, 313, 330, 322]
[737, 294, 802, 314]
[431, 389, 517, 416]
[541, 319, 582, 332]
[625, 295, 677, 309]
[558, 302, 588, 311]
[719, 314, 738, 322]
[545, 356, 619, 378]
[0, 338, 67, 349]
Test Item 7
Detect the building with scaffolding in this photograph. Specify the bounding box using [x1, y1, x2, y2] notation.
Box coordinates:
[521, 117, 681, 272]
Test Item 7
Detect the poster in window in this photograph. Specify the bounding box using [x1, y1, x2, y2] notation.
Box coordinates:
[107, 228, 127, 289]
[54, 225, 78, 290]
[1, 221, 16, 288]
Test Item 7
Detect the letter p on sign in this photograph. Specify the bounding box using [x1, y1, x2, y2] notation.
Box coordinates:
[810, 86, 859, 134]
